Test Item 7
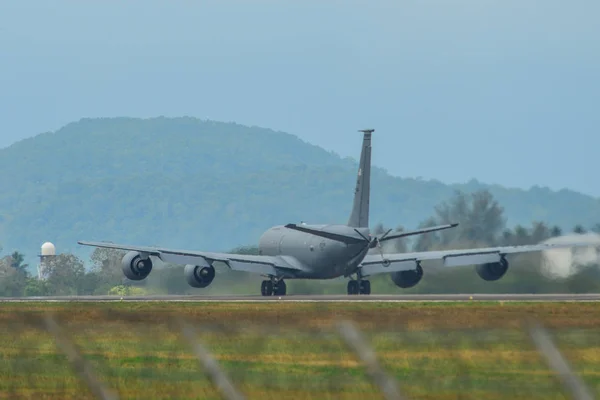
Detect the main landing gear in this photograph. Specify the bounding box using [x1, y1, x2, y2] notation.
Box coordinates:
[347, 278, 371, 295]
[261, 279, 286, 296]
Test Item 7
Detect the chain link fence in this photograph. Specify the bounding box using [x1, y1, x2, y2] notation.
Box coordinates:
[0, 310, 598, 400]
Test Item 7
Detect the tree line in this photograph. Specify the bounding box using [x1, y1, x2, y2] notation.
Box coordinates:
[1, 189, 599, 297]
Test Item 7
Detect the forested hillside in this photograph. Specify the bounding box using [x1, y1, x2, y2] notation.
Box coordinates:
[1, 117, 600, 270]
[2, 189, 600, 297]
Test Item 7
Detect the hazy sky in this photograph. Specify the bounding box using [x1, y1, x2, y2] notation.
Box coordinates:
[1, 1, 599, 196]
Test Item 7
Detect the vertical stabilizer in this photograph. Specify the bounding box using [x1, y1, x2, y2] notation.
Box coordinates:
[347, 129, 373, 228]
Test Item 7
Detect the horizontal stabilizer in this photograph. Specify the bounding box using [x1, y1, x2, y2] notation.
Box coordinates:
[284, 224, 365, 244]
[378, 223, 459, 242]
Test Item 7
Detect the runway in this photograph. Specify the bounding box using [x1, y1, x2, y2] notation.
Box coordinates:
[1, 293, 600, 302]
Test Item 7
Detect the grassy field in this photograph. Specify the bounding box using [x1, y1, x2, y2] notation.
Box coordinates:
[0, 301, 599, 399]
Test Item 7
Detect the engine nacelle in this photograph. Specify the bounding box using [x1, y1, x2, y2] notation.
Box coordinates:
[121, 251, 153, 281]
[184, 264, 216, 288]
[391, 263, 423, 289]
[476, 257, 509, 281]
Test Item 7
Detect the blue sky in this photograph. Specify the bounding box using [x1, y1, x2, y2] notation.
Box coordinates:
[1, 1, 598, 196]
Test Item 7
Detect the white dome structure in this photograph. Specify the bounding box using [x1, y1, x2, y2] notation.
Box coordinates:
[38, 242, 56, 280]
[40, 242, 56, 257]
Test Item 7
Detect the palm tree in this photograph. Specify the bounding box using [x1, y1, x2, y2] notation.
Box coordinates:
[10, 251, 29, 276]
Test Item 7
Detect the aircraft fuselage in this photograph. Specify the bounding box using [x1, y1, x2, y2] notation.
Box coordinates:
[258, 224, 370, 279]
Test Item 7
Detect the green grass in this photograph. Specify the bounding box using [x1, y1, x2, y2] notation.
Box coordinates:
[0, 301, 599, 399]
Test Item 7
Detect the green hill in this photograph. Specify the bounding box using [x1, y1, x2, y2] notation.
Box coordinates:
[1, 117, 599, 269]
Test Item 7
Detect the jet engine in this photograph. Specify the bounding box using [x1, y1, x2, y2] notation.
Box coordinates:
[391, 263, 423, 289]
[184, 264, 216, 288]
[121, 251, 153, 281]
[476, 257, 509, 281]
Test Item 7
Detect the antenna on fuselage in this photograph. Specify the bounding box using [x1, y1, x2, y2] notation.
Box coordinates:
[347, 129, 373, 228]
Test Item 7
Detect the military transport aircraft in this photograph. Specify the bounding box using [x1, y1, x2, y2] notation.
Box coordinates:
[78, 129, 588, 296]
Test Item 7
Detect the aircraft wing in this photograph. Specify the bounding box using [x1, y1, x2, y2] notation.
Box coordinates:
[359, 241, 593, 277]
[77, 241, 307, 277]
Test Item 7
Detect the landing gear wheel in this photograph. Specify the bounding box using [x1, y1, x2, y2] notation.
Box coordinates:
[347, 280, 359, 295]
[261, 280, 273, 296]
[359, 280, 371, 295]
[274, 280, 287, 296]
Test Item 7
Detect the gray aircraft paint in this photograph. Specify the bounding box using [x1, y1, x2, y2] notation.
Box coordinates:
[78, 128, 593, 293]
[257, 224, 370, 279]
[256, 131, 374, 279]
[348, 129, 372, 228]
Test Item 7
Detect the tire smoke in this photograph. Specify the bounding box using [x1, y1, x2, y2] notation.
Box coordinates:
[540, 233, 600, 279]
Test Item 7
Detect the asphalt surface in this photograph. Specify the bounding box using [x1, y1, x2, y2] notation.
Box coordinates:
[1, 293, 600, 302]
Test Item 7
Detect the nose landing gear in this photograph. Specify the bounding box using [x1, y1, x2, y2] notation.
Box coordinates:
[347, 274, 371, 295]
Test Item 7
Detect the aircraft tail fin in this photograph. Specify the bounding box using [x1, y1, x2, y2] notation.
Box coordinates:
[347, 129, 373, 228]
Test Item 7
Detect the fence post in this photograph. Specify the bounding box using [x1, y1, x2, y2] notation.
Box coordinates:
[336, 320, 406, 400]
[42, 314, 119, 400]
[528, 321, 594, 400]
